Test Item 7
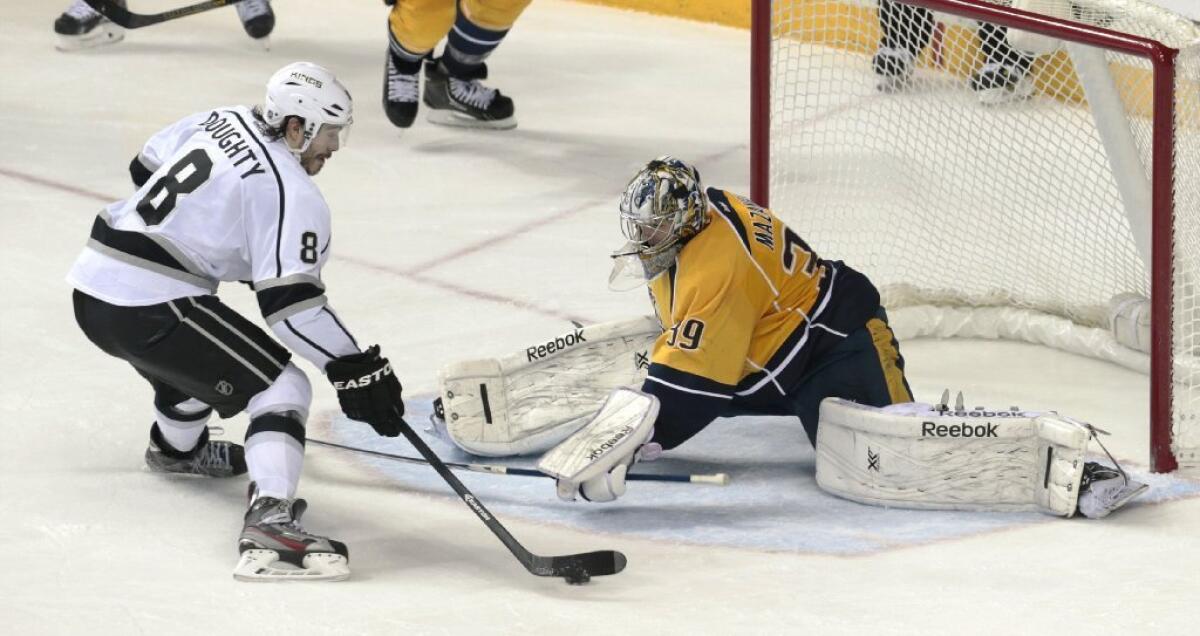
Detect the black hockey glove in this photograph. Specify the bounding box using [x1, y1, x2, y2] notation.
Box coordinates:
[325, 345, 405, 437]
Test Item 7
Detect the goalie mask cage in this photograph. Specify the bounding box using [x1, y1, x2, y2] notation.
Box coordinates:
[750, 0, 1200, 472]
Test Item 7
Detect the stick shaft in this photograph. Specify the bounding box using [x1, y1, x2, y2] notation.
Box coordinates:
[83, 0, 243, 29]
[309, 438, 728, 485]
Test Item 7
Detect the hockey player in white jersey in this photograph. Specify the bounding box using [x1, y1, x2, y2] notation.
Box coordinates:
[68, 61, 402, 582]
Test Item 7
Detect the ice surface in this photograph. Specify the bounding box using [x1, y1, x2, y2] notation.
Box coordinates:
[3, 1, 1200, 634]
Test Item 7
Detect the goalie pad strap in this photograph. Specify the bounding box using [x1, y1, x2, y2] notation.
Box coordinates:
[815, 399, 1088, 516]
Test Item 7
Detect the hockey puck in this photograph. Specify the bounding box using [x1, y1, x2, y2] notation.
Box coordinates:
[563, 570, 591, 585]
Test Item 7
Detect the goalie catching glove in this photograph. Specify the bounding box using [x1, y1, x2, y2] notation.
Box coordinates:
[433, 316, 660, 457]
[537, 388, 659, 502]
[325, 345, 405, 437]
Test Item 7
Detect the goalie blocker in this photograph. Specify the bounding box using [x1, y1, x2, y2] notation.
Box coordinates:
[537, 388, 659, 502]
[815, 398, 1147, 518]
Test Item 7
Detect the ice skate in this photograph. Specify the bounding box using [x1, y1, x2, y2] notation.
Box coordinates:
[872, 46, 914, 93]
[384, 51, 421, 128]
[54, 0, 125, 51]
[1076, 461, 1148, 519]
[423, 58, 517, 130]
[970, 62, 1035, 105]
[234, 495, 350, 582]
[236, 0, 274, 47]
[144, 424, 247, 478]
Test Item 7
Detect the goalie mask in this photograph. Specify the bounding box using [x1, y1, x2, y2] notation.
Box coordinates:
[610, 157, 709, 290]
[263, 61, 353, 154]
[618, 156, 708, 255]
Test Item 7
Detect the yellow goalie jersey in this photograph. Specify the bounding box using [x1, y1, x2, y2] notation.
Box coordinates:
[641, 188, 882, 448]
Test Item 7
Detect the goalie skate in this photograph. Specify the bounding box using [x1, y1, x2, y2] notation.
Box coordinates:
[1076, 462, 1149, 519]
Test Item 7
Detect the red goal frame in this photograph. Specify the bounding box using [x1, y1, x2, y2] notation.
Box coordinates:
[749, 0, 1182, 471]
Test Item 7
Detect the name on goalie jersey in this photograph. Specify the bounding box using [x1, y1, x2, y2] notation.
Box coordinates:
[526, 329, 587, 361]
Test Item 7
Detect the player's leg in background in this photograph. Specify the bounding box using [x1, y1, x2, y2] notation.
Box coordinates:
[139, 373, 245, 478]
[971, 23, 1036, 104]
[53, 0, 125, 51]
[788, 308, 914, 446]
[874, 0, 935, 92]
[386, 0, 457, 128]
[421, 0, 530, 129]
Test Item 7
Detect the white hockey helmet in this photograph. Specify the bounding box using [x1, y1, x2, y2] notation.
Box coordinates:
[263, 61, 353, 153]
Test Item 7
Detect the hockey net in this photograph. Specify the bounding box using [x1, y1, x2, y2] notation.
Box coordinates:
[751, 0, 1200, 471]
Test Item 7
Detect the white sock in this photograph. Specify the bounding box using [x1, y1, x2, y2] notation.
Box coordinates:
[154, 398, 211, 452]
[245, 431, 305, 500]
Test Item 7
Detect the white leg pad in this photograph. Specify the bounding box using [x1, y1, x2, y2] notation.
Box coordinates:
[816, 399, 1089, 516]
[437, 316, 660, 457]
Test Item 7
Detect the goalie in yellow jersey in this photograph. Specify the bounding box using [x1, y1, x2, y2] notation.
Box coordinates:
[537, 156, 913, 501]
[614, 156, 913, 451]
[443, 157, 1144, 516]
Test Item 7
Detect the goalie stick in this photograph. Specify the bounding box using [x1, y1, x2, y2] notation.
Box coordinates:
[83, 0, 245, 29]
[388, 416, 626, 583]
[310, 437, 731, 485]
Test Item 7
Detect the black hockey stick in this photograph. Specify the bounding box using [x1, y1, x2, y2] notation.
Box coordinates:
[310, 437, 731, 485]
[387, 417, 626, 583]
[83, 0, 245, 29]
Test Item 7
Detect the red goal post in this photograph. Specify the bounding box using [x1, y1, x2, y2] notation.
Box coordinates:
[750, 0, 1200, 472]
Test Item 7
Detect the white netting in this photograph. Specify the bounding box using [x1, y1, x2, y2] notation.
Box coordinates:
[1172, 42, 1200, 465]
[764, 0, 1200, 468]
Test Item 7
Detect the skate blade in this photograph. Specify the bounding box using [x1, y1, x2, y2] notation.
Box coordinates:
[976, 79, 1034, 106]
[875, 75, 909, 94]
[426, 110, 517, 130]
[55, 24, 124, 52]
[233, 549, 350, 582]
[1079, 481, 1149, 519]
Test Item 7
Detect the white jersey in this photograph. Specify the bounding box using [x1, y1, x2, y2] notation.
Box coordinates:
[67, 105, 360, 368]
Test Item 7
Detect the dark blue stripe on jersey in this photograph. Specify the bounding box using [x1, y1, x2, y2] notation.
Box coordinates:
[647, 362, 735, 397]
[225, 110, 286, 278]
[90, 216, 194, 276]
[642, 364, 733, 450]
[129, 156, 153, 188]
[256, 283, 325, 319]
[707, 189, 751, 252]
[321, 306, 359, 350]
[734, 262, 882, 404]
[284, 318, 337, 360]
[447, 13, 508, 56]
[246, 413, 306, 446]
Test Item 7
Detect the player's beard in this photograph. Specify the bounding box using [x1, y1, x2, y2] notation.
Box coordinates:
[300, 151, 331, 176]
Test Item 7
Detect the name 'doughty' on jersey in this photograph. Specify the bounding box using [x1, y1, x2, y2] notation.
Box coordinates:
[198, 111, 265, 179]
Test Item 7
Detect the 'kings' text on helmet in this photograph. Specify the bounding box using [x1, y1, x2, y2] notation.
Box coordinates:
[263, 62, 353, 154]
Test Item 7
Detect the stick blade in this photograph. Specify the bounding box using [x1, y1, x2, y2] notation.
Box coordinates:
[529, 549, 627, 580]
